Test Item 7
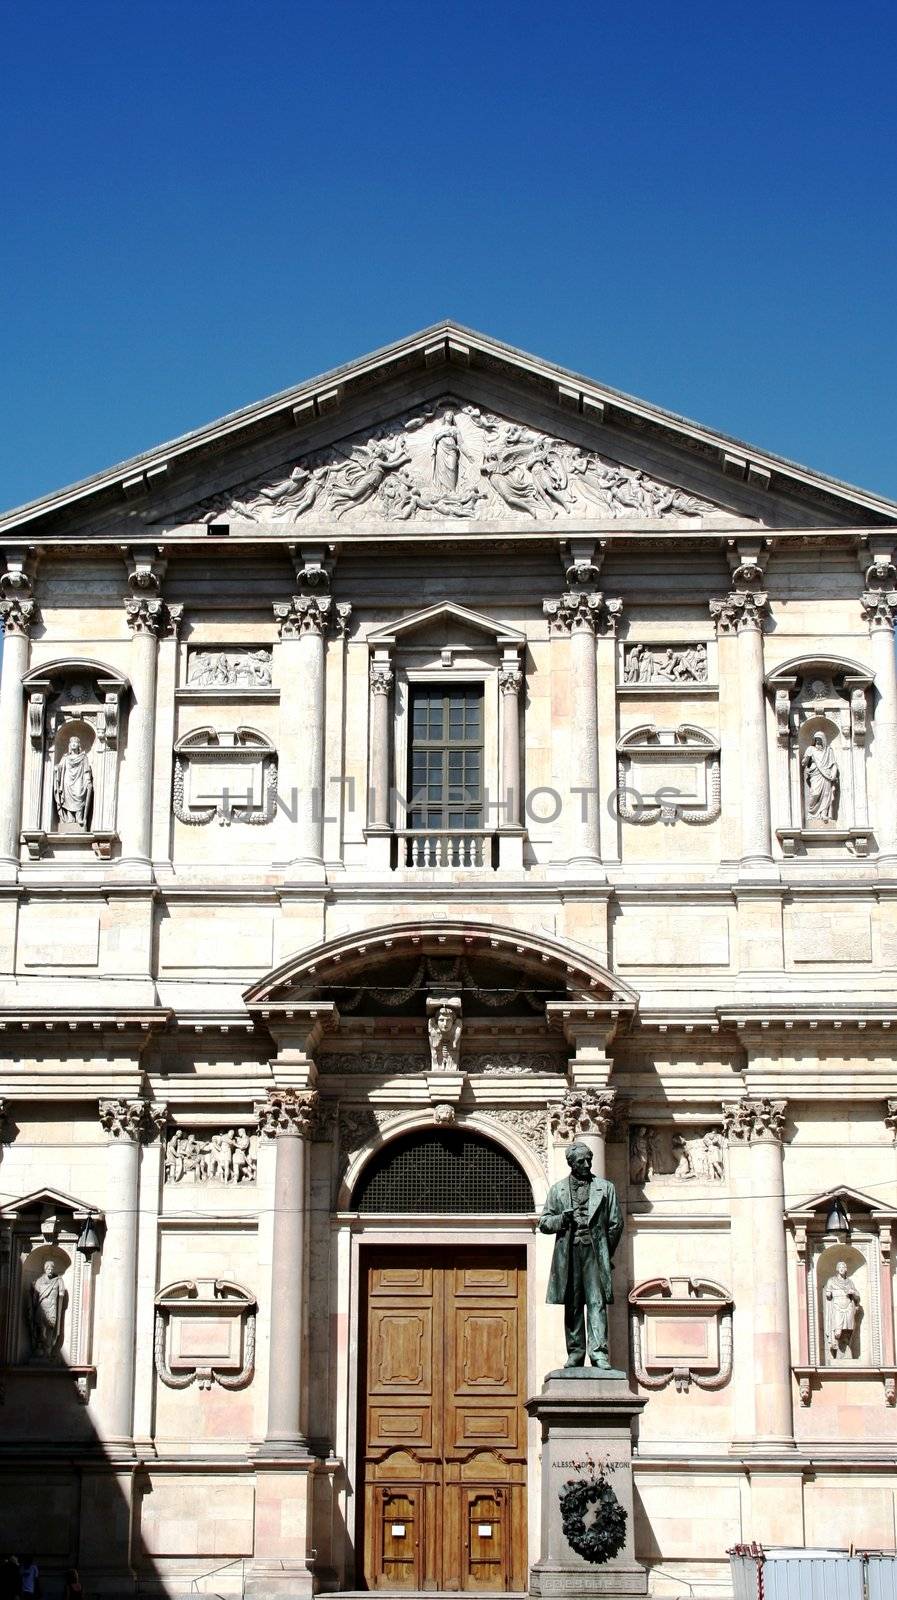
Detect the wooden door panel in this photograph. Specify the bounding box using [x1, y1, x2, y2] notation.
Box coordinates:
[368, 1306, 433, 1394]
[454, 1308, 517, 1391]
[360, 1247, 526, 1591]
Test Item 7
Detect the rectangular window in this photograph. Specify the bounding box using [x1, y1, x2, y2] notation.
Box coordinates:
[408, 685, 484, 832]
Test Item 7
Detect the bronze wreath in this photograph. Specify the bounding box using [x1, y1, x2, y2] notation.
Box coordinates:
[559, 1475, 627, 1564]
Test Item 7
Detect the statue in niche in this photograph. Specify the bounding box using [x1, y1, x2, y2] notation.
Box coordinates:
[28, 1260, 66, 1359]
[802, 731, 839, 824]
[824, 1260, 861, 1359]
[540, 1142, 624, 1369]
[427, 998, 462, 1072]
[53, 735, 93, 828]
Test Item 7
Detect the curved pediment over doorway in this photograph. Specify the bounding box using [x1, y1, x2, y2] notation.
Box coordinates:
[243, 918, 638, 1018]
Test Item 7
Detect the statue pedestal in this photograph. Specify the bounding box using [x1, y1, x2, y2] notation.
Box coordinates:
[525, 1373, 647, 1598]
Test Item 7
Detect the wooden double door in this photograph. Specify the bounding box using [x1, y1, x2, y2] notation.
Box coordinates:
[359, 1246, 528, 1591]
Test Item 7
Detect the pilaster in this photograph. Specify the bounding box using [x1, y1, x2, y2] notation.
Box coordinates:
[710, 545, 775, 877]
[0, 554, 38, 877]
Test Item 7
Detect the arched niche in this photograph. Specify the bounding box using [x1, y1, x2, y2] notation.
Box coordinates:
[767, 657, 873, 856]
[816, 1242, 866, 1364]
[20, 659, 130, 859]
[21, 1243, 71, 1362]
[0, 1187, 103, 1401]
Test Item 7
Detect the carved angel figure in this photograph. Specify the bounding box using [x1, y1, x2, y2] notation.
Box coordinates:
[428, 1002, 462, 1072]
[824, 1260, 861, 1358]
[54, 735, 93, 828]
[803, 731, 839, 824]
[28, 1260, 66, 1359]
[629, 1125, 657, 1185]
[329, 438, 410, 518]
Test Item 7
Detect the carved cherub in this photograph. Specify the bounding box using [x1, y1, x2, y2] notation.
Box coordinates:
[427, 999, 462, 1072]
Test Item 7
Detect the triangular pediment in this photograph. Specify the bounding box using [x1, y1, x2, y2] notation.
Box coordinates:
[3, 321, 896, 536]
[368, 602, 525, 648]
[0, 1185, 102, 1221]
[179, 395, 730, 531]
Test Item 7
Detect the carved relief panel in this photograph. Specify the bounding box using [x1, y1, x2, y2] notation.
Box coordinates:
[616, 725, 721, 825]
[768, 661, 873, 855]
[164, 1126, 258, 1184]
[620, 642, 713, 688]
[628, 1125, 726, 1187]
[20, 662, 130, 858]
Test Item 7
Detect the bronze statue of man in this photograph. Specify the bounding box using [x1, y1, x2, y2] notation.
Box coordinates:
[539, 1141, 623, 1369]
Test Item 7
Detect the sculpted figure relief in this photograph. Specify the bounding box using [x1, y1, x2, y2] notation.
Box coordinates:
[192, 401, 715, 527]
[802, 731, 839, 824]
[624, 643, 709, 685]
[187, 649, 272, 688]
[540, 1142, 623, 1369]
[824, 1260, 861, 1359]
[28, 1260, 66, 1359]
[53, 735, 93, 828]
[427, 999, 462, 1073]
[165, 1128, 256, 1184]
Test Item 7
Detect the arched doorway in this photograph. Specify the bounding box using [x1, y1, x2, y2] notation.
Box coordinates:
[350, 1127, 533, 1592]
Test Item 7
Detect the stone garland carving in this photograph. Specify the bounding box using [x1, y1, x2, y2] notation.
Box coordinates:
[550, 1089, 617, 1144]
[427, 997, 462, 1072]
[629, 1126, 725, 1185]
[623, 644, 709, 685]
[337, 1106, 403, 1165]
[629, 1277, 734, 1394]
[99, 1098, 167, 1143]
[337, 954, 542, 1015]
[472, 1053, 566, 1075]
[320, 1053, 428, 1075]
[316, 1051, 565, 1075]
[616, 724, 721, 826]
[258, 1089, 320, 1139]
[154, 1278, 256, 1391]
[172, 726, 278, 826]
[722, 1097, 787, 1144]
[164, 1128, 257, 1184]
[191, 400, 717, 527]
[186, 648, 272, 688]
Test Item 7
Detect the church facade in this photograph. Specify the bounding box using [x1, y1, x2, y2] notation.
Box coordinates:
[1, 323, 897, 1595]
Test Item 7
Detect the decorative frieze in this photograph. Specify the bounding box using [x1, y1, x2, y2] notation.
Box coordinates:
[722, 1097, 787, 1145]
[629, 1125, 726, 1185]
[622, 643, 709, 686]
[99, 1098, 167, 1143]
[186, 648, 273, 688]
[478, 1107, 549, 1172]
[257, 1088, 320, 1139]
[164, 1128, 257, 1184]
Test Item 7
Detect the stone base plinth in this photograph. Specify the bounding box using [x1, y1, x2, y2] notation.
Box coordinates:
[526, 1375, 647, 1599]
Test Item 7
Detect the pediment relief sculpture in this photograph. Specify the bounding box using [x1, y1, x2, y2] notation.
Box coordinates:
[188, 399, 721, 528]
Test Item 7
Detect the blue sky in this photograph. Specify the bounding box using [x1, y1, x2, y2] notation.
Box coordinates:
[2, 0, 897, 512]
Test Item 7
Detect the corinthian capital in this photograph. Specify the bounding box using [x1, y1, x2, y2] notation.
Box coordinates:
[370, 664, 394, 696]
[722, 1096, 787, 1145]
[99, 1097, 167, 1143]
[544, 591, 621, 637]
[0, 596, 37, 638]
[274, 595, 332, 639]
[257, 1087, 320, 1139]
[498, 664, 523, 696]
[861, 589, 897, 633]
[550, 1088, 617, 1143]
[124, 595, 168, 637]
[709, 589, 770, 635]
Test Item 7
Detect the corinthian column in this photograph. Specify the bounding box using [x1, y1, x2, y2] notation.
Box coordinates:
[368, 653, 394, 832]
[724, 1095, 793, 1447]
[710, 575, 772, 870]
[861, 583, 897, 862]
[121, 554, 170, 867]
[95, 1097, 165, 1452]
[257, 1087, 319, 1453]
[544, 589, 620, 869]
[275, 595, 351, 878]
[0, 570, 37, 872]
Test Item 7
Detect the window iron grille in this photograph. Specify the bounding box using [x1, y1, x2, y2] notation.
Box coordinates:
[351, 1129, 534, 1214]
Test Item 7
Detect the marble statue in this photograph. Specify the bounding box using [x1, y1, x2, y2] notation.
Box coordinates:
[539, 1142, 624, 1369]
[427, 999, 462, 1072]
[824, 1260, 861, 1359]
[802, 732, 839, 823]
[28, 1260, 66, 1358]
[53, 736, 93, 828]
